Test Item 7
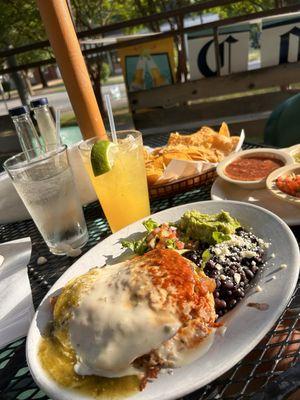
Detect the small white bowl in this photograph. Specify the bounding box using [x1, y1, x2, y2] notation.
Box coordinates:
[217, 148, 294, 189]
[286, 144, 300, 163]
[266, 164, 300, 207]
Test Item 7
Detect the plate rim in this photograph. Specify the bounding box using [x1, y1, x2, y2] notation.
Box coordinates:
[26, 200, 300, 400]
[211, 177, 300, 226]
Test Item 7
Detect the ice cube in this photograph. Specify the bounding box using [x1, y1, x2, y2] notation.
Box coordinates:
[120, 134, 138, 151]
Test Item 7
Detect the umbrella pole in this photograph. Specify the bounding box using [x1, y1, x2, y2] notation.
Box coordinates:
[36, 0, 107, 140]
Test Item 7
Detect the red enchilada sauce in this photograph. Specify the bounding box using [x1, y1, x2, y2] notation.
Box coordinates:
[225, 157, 284, 181]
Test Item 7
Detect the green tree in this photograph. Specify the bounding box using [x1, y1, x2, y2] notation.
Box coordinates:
[214, 0, 275, 18]
[70, 0, 129, 113]
[0, 0, 50, 93]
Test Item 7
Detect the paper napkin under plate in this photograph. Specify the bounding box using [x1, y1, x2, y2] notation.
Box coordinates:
[0, 237, 34, 348]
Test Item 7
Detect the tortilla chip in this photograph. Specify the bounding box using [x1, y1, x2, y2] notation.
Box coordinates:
[143, 148, 150, 162]
[146, 170, 162, 185]
[229, 136, 240, 151]
[145, 122, 238, 185]
[219, 122, 230, 137]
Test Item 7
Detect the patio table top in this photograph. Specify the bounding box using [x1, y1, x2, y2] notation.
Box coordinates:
[0, 133, 299, 400]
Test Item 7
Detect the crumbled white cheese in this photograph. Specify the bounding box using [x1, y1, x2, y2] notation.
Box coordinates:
[214, 248, 222, 256]
[215, 263, 223, 271]
[234, 273, 241, 285]
[255, 285, 263, 292]
[37, 256, 47, 265]
[212, 234, 267, 263]
[280, 264, 287, 269]
[270, 253, 276, 258]
[258, 238, 270, 248]
[220, 274, 226, 280]
[240, 250, 257, 258]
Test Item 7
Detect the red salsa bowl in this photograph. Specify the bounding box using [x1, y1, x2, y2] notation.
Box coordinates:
[217, 149, 294, 189]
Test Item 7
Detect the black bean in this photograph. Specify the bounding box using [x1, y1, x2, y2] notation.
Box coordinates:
[210, 270, 218, 278]
[225, 280, 234, 289]
[251, 265, 259, 273]
[215, 298, 227, 309]
[228, 299, 237, 308]
[226, 270, 234, 277]
[206, 260, 215, 268]
[245, 269, 254, 279]
[204, 227, 267, 319]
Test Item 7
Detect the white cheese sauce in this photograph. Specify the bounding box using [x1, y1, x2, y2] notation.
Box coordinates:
[69, 261, 181, 378]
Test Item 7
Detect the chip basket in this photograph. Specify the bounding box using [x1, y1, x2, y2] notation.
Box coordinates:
[149, 167, 217, 200]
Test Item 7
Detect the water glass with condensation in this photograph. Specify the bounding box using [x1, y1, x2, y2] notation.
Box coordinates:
[4, 145, 88, 255]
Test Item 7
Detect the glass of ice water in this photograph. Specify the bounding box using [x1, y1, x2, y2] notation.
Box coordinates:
[4, 145, 88, 255]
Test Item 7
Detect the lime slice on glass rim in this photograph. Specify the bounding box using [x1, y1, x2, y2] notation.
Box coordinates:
[91, 140, 117, 176]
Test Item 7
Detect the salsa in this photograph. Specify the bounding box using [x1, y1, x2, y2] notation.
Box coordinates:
[276, 174, 300, 198]
[225, 156, 284, 181]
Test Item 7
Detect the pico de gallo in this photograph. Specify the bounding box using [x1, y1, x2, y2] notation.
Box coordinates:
[276, 173, 300, 198]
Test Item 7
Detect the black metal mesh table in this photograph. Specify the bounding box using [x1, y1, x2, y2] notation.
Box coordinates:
[0, 134, 299, 400]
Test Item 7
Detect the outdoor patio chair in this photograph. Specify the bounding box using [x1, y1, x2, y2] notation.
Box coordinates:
[264, 92, 300, 147]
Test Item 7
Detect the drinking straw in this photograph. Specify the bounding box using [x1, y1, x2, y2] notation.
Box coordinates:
[105, 94, 118, 144]
[55, 108, 61, 143]
[36, 0, 107, 140]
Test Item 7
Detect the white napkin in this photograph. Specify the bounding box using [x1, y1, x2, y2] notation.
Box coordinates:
[0, 237, 34, 348]
[0, 172, 30, 223]
[67, 142, 97, 206]
[157, 129, 245, 183]
[0, 142, 97, 224]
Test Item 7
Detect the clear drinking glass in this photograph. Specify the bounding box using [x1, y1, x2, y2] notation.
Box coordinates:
[4, 145, 88, 255]
[78, 130, 150, 232]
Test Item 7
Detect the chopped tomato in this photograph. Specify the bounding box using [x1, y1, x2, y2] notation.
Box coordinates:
[146, 223, 186, 251]
[276, 174, 300, 198]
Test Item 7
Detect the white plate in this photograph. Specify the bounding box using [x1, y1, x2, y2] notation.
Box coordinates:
[26, 201, 300, 400]
[211, 178, 300, 226]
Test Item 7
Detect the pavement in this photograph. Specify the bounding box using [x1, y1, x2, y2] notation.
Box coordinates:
[0, 82, 128, 116]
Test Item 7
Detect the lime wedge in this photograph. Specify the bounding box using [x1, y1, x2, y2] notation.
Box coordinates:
[91, 140, 117, 176]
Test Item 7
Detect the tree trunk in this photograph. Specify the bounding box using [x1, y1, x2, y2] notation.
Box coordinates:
[92, 75, 105, 119]
[38, 66, 48, 88]
[23, 70, 34, 96]
[7, 52, 29, 105]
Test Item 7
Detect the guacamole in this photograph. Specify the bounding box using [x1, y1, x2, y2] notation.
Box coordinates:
[177, 210, 240, 244]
